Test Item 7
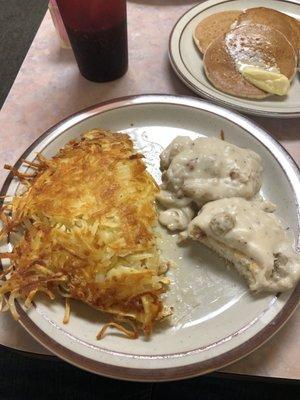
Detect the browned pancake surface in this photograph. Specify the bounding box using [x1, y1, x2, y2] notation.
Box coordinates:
[237, 7, 300, 52]
[203, 24, 296, 99]
[193, 10, 241, 54]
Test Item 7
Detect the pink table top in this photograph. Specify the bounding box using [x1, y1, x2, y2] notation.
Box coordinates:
[0, 1, 299, 379]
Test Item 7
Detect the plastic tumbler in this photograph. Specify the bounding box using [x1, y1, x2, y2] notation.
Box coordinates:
[49, 0, 71, 48]
[56, 0, 128, 82]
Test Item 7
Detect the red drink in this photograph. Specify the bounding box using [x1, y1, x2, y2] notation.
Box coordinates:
[56, 0, 128, 82]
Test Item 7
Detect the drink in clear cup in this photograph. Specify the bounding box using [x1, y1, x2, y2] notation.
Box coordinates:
[49, 0, 71, 49]
[56, 0, 128, 82]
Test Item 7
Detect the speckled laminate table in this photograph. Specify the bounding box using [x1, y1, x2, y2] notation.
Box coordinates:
[0, 1, 299, 380]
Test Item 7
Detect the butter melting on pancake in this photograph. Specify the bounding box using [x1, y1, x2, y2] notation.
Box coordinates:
[204, 24, 296, 99]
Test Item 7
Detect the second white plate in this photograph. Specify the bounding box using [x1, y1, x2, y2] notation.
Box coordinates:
[169, 0, 300, 117]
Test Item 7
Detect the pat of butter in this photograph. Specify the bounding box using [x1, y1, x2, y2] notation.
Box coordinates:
[241, 66, 290, 96]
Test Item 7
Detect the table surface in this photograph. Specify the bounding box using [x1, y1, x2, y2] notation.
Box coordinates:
[0, 1, 299, 380]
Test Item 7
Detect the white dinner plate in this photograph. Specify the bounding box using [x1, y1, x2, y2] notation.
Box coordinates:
[169, 0, 300, 117]
[0, 95, 299, 381]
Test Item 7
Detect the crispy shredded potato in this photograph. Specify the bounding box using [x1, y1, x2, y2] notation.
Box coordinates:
[0, 129, 171, 338]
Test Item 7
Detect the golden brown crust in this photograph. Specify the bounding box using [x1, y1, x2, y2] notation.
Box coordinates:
[0, 129, 169, 337]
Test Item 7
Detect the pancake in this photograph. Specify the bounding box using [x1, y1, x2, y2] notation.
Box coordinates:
[193, 10, 241, 54]
[203, 24, 297, 99]
[237, 7, 300, 54]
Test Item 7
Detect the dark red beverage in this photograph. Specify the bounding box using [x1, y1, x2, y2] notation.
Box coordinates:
[56, 0, 128, 82]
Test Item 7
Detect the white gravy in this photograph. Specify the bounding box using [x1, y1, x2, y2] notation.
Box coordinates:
[158, 206, 195, 231]
[157, 136, 263, 231]
[160, 136, 262, 205]
[189, 198, 300, 291]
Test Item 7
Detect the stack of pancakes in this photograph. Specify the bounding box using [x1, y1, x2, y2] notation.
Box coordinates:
[193, 7, 300, 99]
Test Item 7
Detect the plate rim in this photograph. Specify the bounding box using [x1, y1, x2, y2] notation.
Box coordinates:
[168, 0, 300, 118]
[1, 94, 299, 381]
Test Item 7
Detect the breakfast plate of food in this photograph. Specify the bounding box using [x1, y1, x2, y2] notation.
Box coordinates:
[0, 95, 299, 381]
[169, 0, 300, 117]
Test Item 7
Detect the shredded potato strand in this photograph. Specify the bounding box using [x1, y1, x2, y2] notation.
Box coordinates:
[63, 298, 71, 324]
[24, 289, 39, 308]
[4, 164, 36, 180]
[7, 291, 20, 320]
[0, 129, 171, 338]
[97, 322, 138, 340]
